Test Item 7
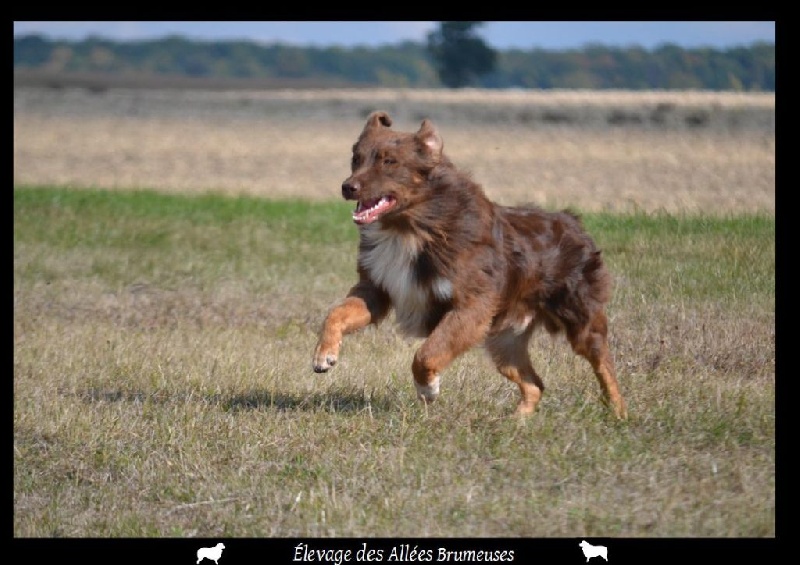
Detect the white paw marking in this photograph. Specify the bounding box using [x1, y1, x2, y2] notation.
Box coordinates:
[415, 375, 440, 402]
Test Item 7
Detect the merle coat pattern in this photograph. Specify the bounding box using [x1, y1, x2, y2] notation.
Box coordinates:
[313, 111, 627, 418]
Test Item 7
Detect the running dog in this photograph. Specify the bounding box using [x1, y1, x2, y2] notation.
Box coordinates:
[312, 111, 626, 418]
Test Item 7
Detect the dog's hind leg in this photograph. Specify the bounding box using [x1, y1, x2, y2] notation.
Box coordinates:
[485, 326, 545, 416]
[568, 309, 627, 419]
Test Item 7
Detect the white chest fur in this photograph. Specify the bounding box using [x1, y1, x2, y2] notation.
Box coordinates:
[359, 225, 451, 337]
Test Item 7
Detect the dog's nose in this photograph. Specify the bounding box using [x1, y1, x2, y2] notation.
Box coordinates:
[341, 179, 361, 200]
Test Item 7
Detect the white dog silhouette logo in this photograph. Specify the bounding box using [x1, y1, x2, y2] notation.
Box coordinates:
[578, 540, 608, 561]
[197, 543, 225, 564]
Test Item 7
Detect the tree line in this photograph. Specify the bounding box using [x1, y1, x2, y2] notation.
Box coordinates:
[13, 31, 775, 91]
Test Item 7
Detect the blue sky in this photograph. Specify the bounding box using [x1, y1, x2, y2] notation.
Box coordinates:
[13, 21, 775, 50]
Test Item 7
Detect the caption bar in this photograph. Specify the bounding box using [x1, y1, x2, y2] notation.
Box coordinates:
[294, 543, 515, 564]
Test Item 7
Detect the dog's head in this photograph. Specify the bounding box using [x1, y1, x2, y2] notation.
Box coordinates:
[342, 111, 445, 226]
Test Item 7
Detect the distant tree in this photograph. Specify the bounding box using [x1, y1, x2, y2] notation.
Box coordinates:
[426, 22, 497, 88]
[12, 34, 775, 91]
[274, 47, 310, 77]
[13, 34, 51, 67]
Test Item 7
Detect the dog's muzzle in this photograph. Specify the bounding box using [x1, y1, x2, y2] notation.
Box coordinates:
[342, 179, 361, 200]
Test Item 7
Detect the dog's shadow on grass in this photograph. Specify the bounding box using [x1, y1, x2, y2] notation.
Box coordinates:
[223, 390, 393, 414]
[73, 387, 393, 415]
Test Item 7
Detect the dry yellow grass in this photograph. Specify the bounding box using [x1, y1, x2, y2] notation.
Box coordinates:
[14, 87, 774, 214]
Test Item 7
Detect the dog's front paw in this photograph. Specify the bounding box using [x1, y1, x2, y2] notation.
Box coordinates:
[313, 355, 337, 373]
[312, 344, 339, 373]
[414, 375, 440, 404]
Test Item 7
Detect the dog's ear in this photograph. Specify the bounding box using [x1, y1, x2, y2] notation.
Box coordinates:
[364, 111, 393, 131]
[415, 119, 443, 158]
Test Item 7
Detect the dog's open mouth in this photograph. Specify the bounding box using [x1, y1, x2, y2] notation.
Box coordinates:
[352, 195, 397, 225]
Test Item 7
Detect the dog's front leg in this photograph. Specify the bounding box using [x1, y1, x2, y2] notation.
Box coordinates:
[411, 304, 494, 403]
[313, 282, 390, 373]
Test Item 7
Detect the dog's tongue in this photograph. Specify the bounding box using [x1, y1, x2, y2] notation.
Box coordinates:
[352, 196, 395, 225]
[355, 198, 381, 214]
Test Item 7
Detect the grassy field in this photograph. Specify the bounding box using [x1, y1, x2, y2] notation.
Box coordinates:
[14, 86, 774, 537]
[14, 186, 774, 537]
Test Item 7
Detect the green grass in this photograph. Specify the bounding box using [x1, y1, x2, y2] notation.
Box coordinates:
[14, 186, 774, 537]
[589, 212, 775, 303]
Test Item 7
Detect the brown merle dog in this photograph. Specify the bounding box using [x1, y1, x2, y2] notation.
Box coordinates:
[313, 111, 627, 418]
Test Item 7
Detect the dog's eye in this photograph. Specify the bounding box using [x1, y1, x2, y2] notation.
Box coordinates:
[383, 157, 397, 166]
